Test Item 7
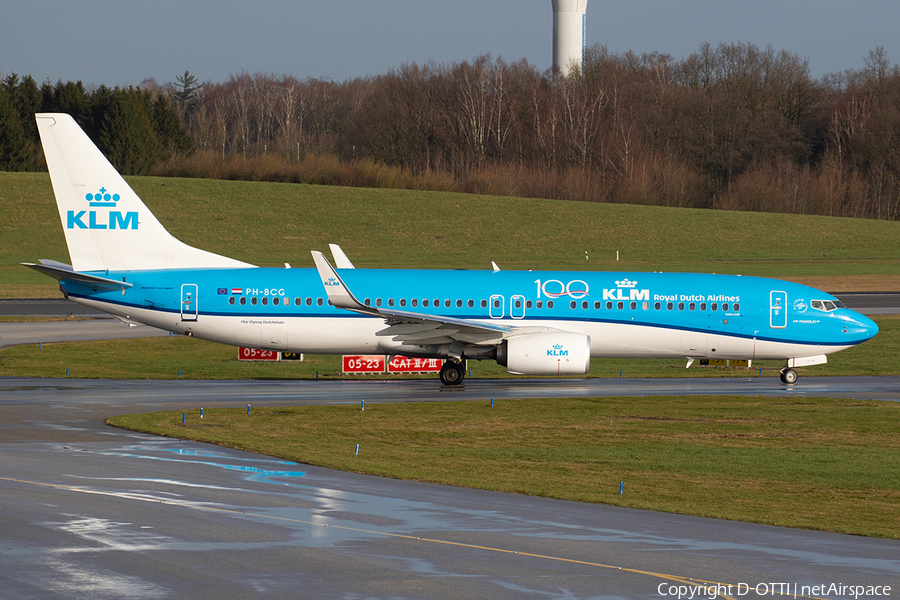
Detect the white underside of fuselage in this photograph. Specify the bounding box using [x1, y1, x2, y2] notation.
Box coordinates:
[74, 297, 848, 362]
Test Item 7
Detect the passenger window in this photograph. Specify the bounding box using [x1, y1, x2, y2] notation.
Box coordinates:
[630, 301, 636, 310]
[317, 298, 323, 306]
[493, 299, 500, 308]
[570, 301, 576, 309]
[654, 302, 661, 310]
[468, 299, 474, 308]
[516, 299, 523, 309]
[711, 303, 717, 311]
[240, 297, 247, 305]
[667, 302, 673, 310]
[251, 297, 257, 305]
[536, 300, 543, 309]
[412, 299, 418, 307]
[607, 301, 613, 310]
[294, 297, 301, 305]
[594, 301, 601, 309]
[678, 302, 685, 310]
[445, 299, 451, 308]
[733, 303, 740, 311]
[457, 299, 463, 308]
[582, 301, 589, 309]
[273, 297, 279, 306]
[642, 301, 649, 310]
[400, 298, 406, 307]
[423, 299, 429, 307]
[689, 302, 695, 311]
[700, 302, 706, 311]
[229, 297, 235, 305]
[723, 303, 729, 311]
[434, 299, 440, 307]
[364, 298, 371, 306]
[617, 301, 624, 310]
[548, 300, 554, 309]
[481, 299, 487, 308]
[388, 298, 395, 307]
[526, 300, 532, 309]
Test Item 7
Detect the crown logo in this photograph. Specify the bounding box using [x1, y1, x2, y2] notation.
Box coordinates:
[552, 344, 563, 349]
[615, 278, 638, 288]
[86, 187, 121, 207]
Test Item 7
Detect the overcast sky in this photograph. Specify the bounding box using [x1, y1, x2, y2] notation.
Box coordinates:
[4, 0, 898, 88]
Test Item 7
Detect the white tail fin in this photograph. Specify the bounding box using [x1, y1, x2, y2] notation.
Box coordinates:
[35, 113, 254, 272]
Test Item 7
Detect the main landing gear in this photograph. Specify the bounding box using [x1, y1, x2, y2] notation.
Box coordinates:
[779, 367, 798, 384]
[439, 359, 465, 386]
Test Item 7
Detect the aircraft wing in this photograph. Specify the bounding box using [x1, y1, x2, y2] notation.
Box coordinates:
[311, 251, 513, 346]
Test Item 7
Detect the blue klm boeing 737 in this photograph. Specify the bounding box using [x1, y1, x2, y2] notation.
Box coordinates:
[24, 113, 878, 385]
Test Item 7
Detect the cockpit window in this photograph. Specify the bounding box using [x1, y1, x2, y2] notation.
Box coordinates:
[811, 300, 844, 312]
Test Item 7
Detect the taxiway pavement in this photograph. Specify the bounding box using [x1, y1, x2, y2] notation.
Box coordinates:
[0, 377, 898, 599]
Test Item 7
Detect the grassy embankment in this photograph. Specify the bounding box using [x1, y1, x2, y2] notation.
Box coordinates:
[3, 171, 900, 298]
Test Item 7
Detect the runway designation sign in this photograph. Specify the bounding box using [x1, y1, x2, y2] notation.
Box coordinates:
[239, 347, 280, 361]
[343, 355, 444, 374]
[342, 355, 386, 373]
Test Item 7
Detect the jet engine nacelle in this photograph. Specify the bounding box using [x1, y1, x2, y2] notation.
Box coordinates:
[501, 331, 591, 376]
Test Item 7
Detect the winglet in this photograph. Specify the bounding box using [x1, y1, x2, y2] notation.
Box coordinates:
[311, 251, 372, 313]
[329, 244, 356, 269]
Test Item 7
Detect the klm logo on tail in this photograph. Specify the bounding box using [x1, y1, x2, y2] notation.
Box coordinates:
[66, 188, 138, 230]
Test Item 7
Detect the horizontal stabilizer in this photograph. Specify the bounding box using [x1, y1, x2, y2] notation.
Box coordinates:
[22, 261, 133, 291]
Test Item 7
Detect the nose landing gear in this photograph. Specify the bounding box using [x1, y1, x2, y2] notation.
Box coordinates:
[779, 367, 798, 384]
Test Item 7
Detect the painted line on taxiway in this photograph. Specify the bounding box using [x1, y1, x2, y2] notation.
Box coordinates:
[2, 475, 836, 600]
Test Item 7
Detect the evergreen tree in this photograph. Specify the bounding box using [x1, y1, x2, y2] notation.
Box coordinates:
[174, 70, 200, 126]
[95, 88, 164, 175]
[0, 85, 31, 170]
[46, 80, 88, 125]
[152, 94, 192, 155]
[15, 75, 42, 143]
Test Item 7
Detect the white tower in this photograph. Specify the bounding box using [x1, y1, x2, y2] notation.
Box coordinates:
[552, 0, 588, 77]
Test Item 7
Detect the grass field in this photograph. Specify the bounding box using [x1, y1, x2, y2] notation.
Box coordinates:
[109, 395, 900, 539]
[3, 171, 900, 298]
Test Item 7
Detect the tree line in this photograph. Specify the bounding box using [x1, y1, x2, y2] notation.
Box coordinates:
[0, 74, 189, 175]
[3, 42, 900, 220]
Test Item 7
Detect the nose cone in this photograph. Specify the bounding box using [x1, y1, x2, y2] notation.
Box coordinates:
[841, 310, 879, 344]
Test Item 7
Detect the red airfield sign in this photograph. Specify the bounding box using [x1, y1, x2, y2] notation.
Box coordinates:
[239, 347, 280, 361]
[387, 356, 443, 373]
[342, 355, 444, 374]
